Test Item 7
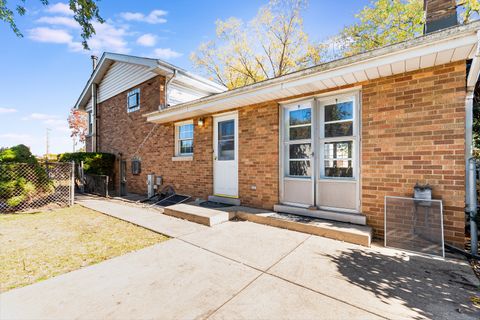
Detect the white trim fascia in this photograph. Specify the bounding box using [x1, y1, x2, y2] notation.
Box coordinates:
[278, 86, 362, 105]
[146, 21, 480, 123]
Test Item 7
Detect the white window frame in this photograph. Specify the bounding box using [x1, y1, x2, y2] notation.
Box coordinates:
[87, 109, 93, 136]
[127, 88, 140, 113]
[175, 120, 194, 157]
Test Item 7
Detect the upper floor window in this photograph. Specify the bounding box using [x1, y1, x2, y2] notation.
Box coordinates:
[127, 88, 140, 112]
[87, 110, 93, 135]
[175, 121, 194, 156]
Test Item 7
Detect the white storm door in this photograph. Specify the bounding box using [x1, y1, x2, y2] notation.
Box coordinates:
[281, 101, 315, 207]
[317, 93, 360, 213]
[213, 112, 238, 197]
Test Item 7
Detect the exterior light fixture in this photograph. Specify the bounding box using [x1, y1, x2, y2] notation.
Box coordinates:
[198, 118, 204, 127]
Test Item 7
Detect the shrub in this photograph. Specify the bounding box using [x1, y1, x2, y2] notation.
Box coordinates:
[0, 145, 53, 210]
[58, 152, 115, 176]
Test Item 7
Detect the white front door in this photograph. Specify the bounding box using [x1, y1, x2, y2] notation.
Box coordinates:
[213, 112, 238, 197]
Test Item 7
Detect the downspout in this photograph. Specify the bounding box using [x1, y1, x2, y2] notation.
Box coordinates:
[91, 82, 98, 152]
[465, 30, 480, 255]
[164, 69, 177, 109]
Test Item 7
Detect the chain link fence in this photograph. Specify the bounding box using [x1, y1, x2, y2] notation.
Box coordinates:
[0, 162, 74, 213]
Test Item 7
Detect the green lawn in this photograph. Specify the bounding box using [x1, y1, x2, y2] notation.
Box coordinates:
[0, 205, 167, 292]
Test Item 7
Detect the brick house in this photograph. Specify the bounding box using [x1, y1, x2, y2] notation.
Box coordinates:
[75, 1, 480, 247]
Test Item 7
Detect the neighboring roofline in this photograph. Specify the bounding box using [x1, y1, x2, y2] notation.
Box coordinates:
[145, 20, 480, 122]
[74, 52, 226, 110]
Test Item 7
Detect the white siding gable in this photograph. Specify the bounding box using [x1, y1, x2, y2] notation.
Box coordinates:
[97, 62, 157, 103]
[167, 82, 208, 106]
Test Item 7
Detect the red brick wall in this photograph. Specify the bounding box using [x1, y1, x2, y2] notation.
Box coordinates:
[238, 103, 279, 209]
[95, 61, 467, 246]
[96, 75, 165, 193]
[361, 61, 466, 246]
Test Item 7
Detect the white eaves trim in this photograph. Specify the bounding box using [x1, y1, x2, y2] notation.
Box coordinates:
[146, 21, 480, 124]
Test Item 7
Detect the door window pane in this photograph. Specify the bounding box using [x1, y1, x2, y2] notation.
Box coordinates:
[324, 141, 353, 178]
[289, 108, 311, 126]
[289, 143, 311, 159]
[324, 160, 353, 177]
[289, 126, 311, 140]
[324, 142, 352, 159]
[289, 160, 311, 177]
[325, 122, 353, 137]
[324, 102, 353, 122]
[218, 120, 235, 161]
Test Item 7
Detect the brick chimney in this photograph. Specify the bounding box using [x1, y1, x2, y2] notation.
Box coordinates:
[424, 0, 458, 34]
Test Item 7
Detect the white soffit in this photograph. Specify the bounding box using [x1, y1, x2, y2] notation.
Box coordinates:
[147, 23, 480, 124]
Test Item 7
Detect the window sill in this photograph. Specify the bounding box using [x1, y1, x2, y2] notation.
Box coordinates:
[172, 155, 193, 161]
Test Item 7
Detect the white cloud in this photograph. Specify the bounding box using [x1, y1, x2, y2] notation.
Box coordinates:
[46, 3, 73, 16]
[152, 48, 182, 59]
[28, 27, 73, 44]
[36, 16, 80, 29]
[136, 33, 157, 47]
[0, 133, 31, 139]
[28, 20, 130, 54]
[86, 21, 130, 54]
[24, 113, 61, 121]
[0, 108, 17, 114]
[120, 9, 167, 24]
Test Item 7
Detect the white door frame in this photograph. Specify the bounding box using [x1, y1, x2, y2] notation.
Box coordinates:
[279, 89, 361, 212]
[213, 111, 239, 198]
[279, 99, 315, 208]
[316, 91, 361, 213]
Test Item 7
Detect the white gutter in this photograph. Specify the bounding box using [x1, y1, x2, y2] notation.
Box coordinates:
[146, 21, 480, 124]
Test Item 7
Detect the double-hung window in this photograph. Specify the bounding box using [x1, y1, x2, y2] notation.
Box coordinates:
[175, 121, 194, 156]
[321, 99, 355, 178]
[127, 88, 140, 112]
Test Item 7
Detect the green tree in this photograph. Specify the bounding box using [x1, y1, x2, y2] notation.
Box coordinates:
[340, 0, 424, 56]
[191, 0, 320, 89]
[340, 0, 480, 57]
[0, 0, 103, 49]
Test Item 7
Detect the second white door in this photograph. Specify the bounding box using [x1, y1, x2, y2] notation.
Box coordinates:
[213, 112, 238, 197]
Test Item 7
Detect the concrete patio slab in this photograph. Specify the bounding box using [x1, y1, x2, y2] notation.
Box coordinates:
[209, 274, 383, 320]
[269, 236, 480, 320]
[77, 198, 208, 237]
[164, 203, 233, 226]
[180, 220, 309, 271]
[0, 239, 261, 320]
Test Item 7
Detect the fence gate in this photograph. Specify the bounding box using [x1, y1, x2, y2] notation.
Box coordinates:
[0, 161, 74, 213]
[384, 196, 444, 258]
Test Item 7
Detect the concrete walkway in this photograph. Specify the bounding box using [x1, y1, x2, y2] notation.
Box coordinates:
[1, 198, 479, 319]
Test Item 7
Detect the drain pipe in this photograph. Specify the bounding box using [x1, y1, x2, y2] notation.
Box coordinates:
[163, 69, 177, 109]
[465, 30, 480, 256]
[468, 158, 478, 255]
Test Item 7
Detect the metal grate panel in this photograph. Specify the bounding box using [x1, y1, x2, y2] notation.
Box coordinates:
[385, 196, 444, 258]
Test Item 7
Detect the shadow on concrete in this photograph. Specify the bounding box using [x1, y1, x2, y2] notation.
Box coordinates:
[327, 248, 480, 320]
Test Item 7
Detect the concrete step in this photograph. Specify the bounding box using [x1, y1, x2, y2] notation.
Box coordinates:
[274, 204, 367, 225]
[236, 209, 372, 247]
[163, 203, 233, 227]
[208, 195, 241, 206]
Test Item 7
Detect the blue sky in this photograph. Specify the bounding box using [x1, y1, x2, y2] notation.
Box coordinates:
[0, 0, 370, 156]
